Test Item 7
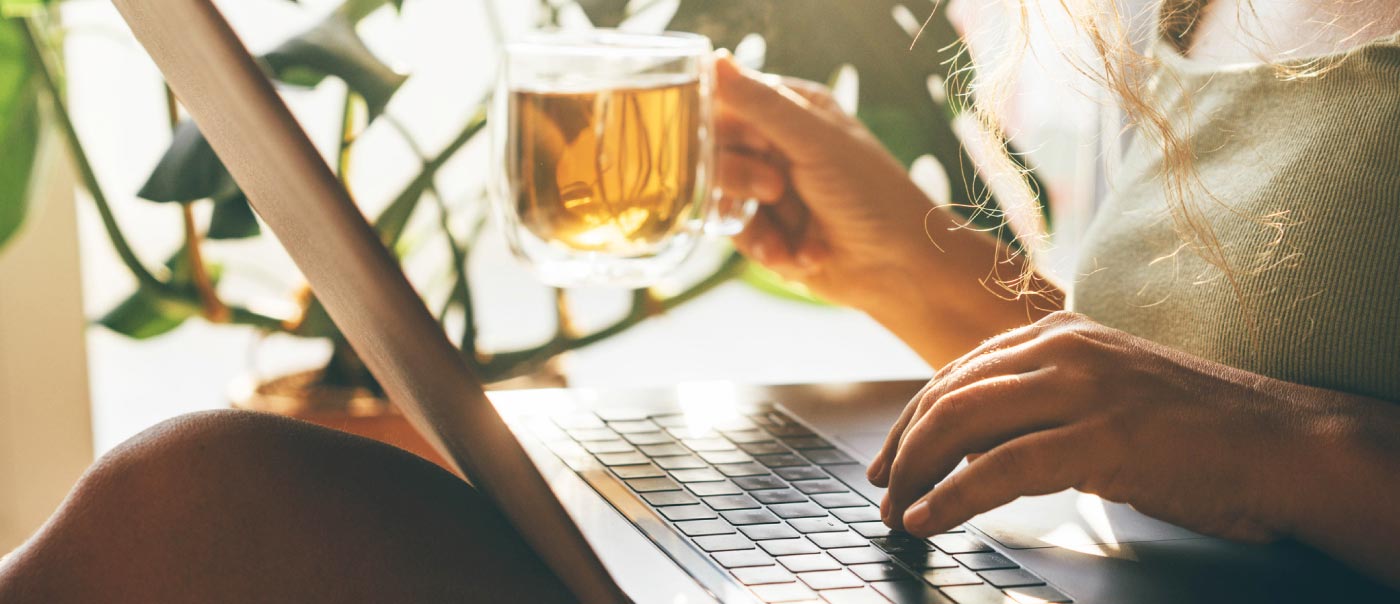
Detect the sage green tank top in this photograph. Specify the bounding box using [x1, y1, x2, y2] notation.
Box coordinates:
[1071, 27, 1400, 400]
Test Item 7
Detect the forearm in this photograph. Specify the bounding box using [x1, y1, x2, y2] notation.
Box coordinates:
[860, 206, 1064, 367]
[1287, 387, 1400, 588]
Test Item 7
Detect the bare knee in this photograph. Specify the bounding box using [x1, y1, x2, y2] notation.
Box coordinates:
[1, 410, 569, 603]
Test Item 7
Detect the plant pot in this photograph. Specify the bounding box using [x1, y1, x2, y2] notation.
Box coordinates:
[229, 357, 569, 474]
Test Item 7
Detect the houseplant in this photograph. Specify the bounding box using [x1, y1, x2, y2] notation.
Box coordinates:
[3, 0, 1041, 464]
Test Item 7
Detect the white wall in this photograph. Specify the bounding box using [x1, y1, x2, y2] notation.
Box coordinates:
[0, 146, 95, 553]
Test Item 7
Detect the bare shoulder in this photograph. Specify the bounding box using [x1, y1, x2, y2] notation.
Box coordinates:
[1189, 0, 1400, 64]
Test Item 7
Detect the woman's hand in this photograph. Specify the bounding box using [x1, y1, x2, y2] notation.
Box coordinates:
[713, 54, 1062, 364]
[867, 311, 1341, 543]
[713, 53, 939, 310]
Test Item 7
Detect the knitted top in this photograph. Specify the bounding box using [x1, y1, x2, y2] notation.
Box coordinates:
[1072, 25, 1400, 400]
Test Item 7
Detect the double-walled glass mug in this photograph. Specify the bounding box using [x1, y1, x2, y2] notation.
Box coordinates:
[490, 29, 756, 288]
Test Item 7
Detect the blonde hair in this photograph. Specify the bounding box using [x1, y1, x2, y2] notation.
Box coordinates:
[934, 0, 1368, 311]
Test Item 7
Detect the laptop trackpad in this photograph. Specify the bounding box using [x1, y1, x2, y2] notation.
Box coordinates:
[969, 489, 1202, 549]
[832, 432, 1201, 550]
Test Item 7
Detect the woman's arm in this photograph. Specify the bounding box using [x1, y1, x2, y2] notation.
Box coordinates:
[712, 55, 1063, 366]
[866, 311, 1400, 588]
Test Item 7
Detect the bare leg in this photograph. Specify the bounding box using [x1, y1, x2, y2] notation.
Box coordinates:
[0, 410, 573, 603]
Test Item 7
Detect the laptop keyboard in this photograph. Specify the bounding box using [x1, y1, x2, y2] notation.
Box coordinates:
[534, 405, 1073, 604]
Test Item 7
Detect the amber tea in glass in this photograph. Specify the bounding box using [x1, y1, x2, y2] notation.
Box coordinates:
[493, 30, 748, 287]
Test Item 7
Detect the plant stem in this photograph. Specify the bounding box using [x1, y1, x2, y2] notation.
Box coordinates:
[161, 84, 229, 323]
[373, 104, 487, 248]
[20, 18, 168, 294]
[479, 252, 747, 381]
[336, 92, 358, 181]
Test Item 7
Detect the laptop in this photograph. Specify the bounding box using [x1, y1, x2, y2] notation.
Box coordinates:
[111, 1, 1392, 602]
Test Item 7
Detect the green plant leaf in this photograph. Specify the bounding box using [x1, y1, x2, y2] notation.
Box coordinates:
[206, 192, 261, 239]
[97, 285, 199, 339]
[738, 261, 828, 306]
[135, 118, 238, 204]
[98, 247, 223, 338]
[577, 0, 629, 27]
[262, 10, 407, 117]
[0, 18, 42, 252]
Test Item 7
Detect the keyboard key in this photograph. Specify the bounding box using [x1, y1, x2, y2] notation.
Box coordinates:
[847, 562, 908, 582]
[758, 454, 809, 468]
[642, 491, 698, 506]
[595, 408, 650, 421]
[626, 477, 681, 493]
[818, 586, 890, 604]
[659, 504, 718, 521]
[622, 431, 674, 445]
[726, 430, 776, 444]
[741, 441, 789, 455]
[929, 534, 992, 555]
[655, 455, 708, 470]
[803, 449, 858, 465]
[596, 452, 649, 466]
[732, 565, 797, 586]
[567, 428, 618, 442]
[832, 507, 882, 523]
[667, 426, 719, 439]
[608, 419, 660, 433]
[850, 522, 893, 538]
[683, 438, 738, 452]
[777, 553, 842, 573]
[956, 553, 1017, 571]
[671, 468, 726, 483]
[675, 519, 736, 537]
[895, 551, 959, 570]
[760, 539, 822, 556]
[712, 416, 759, 431]
[873, 580, 956, 604]
[873, 582, 952, 604]
[717, 462, 771, 477]
[797, 569, 863, 590]
[694, 534, 754, 552]
[812, 493, 870, 509]
[872, 533, 930, 552]
[689, 481, 743, 497]
[769, 502, 828, 519]
[722, 509, 782, 525]
[649, 414, 688, 428]
[922, 567, 983, 587]
[1004, 585, 1071, 603]
[793, 480, 848, 495]
[553, 412, 604, 429]
[789, 517, 847, 533]
[829, 546, 888, 565]
[755, 489, 809, 505]
[782, 436, 832, 449]
[582, 440, 634, 454]
[611, 464, 665, 479]
[808, 531, 869, 549]
[767, 424, 814, 437]
[741, 524, 802, 541]
[704, 494, 761, 510]
[701, 450, 755, 465]
[978, 569, 1044, 588]
[939, 584, 1013, 604]
[750, 582, 817, 602]
[777, 467, 830, 481]
[640, 444, 690, 457]
[735, 475, 788, 491]
[713, 549, 776, 569]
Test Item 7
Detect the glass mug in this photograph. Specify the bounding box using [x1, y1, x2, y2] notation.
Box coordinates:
[490, 29, 756, 288]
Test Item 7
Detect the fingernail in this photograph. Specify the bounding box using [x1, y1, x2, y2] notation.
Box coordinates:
[795, 249, 817, 270]
[904, 500, 932, 533]
[865, 453, 884, 481]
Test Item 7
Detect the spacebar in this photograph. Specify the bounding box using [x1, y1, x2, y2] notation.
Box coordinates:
[826, 463, 887, 506]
